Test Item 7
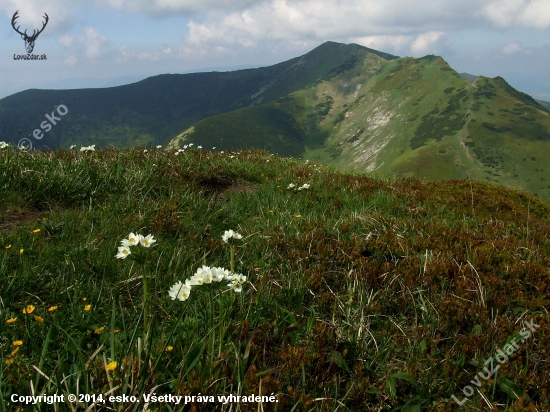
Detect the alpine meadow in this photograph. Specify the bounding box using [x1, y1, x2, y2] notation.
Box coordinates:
[1, 41, 550, 411]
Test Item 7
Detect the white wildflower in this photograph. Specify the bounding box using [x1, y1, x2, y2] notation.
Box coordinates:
[216, 267, 230, 282]
[80, 144, 96, 152]
[121, 232, 142, 247]
[139, 234, 156, 247]
[115, 246, 131, 259]
[222, 229, 243, 243]
[168, 281, 192, 301]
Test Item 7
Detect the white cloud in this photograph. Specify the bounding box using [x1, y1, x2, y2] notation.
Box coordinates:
[477, 0, 550, 29]
[57, 26, 109, 59]
[411, 31, 448, 54]
[93, 0, 259, 15]
[178, 0, 472, 58]
[503, 42, 522, 54]
[352, 35, 413, 53]
[64, 54, 78, 66]
[116, 45, 174, 62]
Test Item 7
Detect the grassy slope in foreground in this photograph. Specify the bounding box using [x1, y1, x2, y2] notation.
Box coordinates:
[1, 146, 549, 410]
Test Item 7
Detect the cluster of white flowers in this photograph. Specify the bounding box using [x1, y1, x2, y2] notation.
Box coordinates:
[168, 265, 247, 301]
[222, 229, 243, 243]
[80, 145, 96, 152]
[169, 229, 246, 300]
[156, 145, 162, 149]
[287, 183, 310, 191]
[0, 141, 10, 150]
[175, 143, 195, 155]
[69, 145, 76, 150]
[115, 232, 156, 259]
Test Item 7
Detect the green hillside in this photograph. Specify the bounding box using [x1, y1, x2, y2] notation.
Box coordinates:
[1, 146, 549, 410]
[0, 42, 396, 151]
[169, 52, 550, 203]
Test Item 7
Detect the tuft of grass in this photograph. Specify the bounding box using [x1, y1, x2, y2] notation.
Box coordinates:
[0, 145, 549, 410]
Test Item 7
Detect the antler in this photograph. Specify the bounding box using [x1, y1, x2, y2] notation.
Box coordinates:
[29, 13, 49, 40]
[11, 11, 49, 40]
[11, 11, 26, 37]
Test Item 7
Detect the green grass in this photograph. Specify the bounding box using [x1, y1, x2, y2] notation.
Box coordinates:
[1, 146, 549, 411]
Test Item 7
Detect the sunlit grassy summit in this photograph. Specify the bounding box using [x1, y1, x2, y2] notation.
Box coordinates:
[0, 145, 549, 410]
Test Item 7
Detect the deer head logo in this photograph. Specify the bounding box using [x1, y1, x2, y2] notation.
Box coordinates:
[11, 11, 49, 54]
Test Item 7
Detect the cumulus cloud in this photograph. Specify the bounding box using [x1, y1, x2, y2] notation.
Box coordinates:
[503, 42, 522, 54]
[117, 45, 174, 62]
[411, 31, 450, 54]
[351, 35, 412, 53]
[179, 0, 473, 58]
[58, 27, 109, 60]
[93, 0, 259, 15]
[3, 0, 79, 33]
[64, 54, 78, 66]
[477, 0, 550, 29]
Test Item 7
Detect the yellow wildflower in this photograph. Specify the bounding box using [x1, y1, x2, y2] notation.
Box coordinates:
[94, 326, 105, 334]
[5, 245, 11, 249]
[84, 305, 91, 311]
[295, 214, 301, 218]
[10, 347, 20, 357]
[34, 316, 44, 323]
[4, 359, 14, 365]
[22, 305, 35, 314]
[19, 248, 24, 254]
[12, 340, 23, 346]
[106, 361, 117, 371]
[114, 329, 121, 333]
[82, 297, 87, 301]
[6, 317, 17, 324]
[32, 229, 41, 233]
[48, 306, 59, 312]
[166, 346, 174, 352]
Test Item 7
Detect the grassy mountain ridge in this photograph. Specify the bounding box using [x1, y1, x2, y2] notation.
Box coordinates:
[169, 52, 550, 203]
[0, 42, 396, 150]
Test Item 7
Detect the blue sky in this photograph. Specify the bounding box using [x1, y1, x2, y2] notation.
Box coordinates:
[1, 0, 549, 100]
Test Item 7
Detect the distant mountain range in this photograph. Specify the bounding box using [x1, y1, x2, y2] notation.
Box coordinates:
[0, 42, 396, 150]
[2, 41, 550, 202]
